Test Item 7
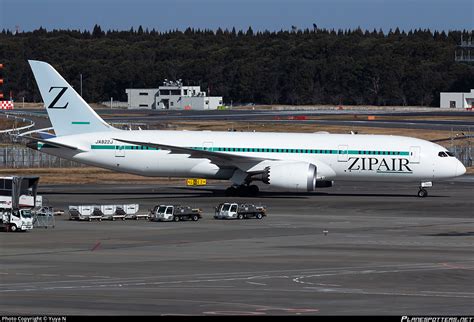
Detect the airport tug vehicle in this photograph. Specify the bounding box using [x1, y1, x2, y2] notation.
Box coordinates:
[214, 203, 266, 220]
[149, 205, 202, 222]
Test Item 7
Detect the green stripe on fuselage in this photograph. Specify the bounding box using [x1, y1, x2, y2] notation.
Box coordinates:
[91, 145, 158, 150]
[90, 145, 409, 156]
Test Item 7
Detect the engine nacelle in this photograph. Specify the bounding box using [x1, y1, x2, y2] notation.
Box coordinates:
[264, 162, 317, 192]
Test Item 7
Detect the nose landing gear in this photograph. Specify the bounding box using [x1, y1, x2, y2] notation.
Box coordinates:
[417, 188, 428, 198]
[417, 181, 432, 198]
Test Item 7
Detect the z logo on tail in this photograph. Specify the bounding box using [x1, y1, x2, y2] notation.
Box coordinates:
[48, 86, 69, 109]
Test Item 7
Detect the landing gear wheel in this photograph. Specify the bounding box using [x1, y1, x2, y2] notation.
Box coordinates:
[248, 185, 259, 197]
[236, 185, 248, 197]
[417, 188, 428, 198]
[225, 186, 237, 196]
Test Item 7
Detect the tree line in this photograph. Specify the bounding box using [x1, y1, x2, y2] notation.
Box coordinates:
[0, 25, 473, 106]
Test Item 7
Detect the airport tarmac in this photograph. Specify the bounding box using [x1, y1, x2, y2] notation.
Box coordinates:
[1, 177, 473, 315]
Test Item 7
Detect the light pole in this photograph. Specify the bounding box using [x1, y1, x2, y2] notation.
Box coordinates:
[80, 73, 83, 97]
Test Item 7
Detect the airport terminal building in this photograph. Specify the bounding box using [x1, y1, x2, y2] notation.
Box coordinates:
[126, 81, 223, 110]
[440, 89, 474, 109]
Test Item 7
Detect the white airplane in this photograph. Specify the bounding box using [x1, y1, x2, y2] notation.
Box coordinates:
[25, 60, 466, 197]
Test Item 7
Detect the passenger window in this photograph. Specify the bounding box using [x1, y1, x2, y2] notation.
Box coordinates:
[230, 205, 237, 212]
[166, 207, 173, 214]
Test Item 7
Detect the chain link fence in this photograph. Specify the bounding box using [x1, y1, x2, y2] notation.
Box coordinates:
[449, 145, 473, 167]
[0, 143, 472, 169]
[0, 145, 86, 168]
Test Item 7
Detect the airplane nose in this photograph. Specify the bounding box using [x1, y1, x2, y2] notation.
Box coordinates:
[456, 160, 466, 176]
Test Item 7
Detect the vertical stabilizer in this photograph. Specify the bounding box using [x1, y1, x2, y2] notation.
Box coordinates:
[29, 60, 117, 136]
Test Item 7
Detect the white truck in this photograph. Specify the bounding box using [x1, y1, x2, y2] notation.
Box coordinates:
[149, 205, 202, 222]
[0, 176, 40, 232]
[214, 203, 266, 220]
[0, 208, 34, 232]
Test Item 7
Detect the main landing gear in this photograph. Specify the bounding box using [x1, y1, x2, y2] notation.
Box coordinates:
[225, 184, 259, 197]
[417, 181, 432, 198]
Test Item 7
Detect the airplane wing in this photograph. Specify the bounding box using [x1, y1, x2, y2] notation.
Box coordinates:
[23, 136, 82, 151]
[113, 138, 274, 168]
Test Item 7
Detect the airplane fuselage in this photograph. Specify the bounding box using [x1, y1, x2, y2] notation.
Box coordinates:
[38, 130, 464, 183]
[27, 60, 466, 196]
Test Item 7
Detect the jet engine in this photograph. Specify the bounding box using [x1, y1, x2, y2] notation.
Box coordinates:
[251, 161, 318, 192]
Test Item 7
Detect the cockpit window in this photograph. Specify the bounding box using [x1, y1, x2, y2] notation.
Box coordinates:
[438, 151, 448, 157]
[446, 151, 455, 157]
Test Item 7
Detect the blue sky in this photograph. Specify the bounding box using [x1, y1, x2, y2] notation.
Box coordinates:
[0, 0, 473, 33]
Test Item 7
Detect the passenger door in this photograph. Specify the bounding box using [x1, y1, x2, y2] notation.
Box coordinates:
[337, 145, 348, 162]
[115, 145, 125, 157]
[202, 141, 213, 152]
[409, 146, 421, 164]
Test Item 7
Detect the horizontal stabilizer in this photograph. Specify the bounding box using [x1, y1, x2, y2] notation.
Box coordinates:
[24, 136, 82, 151]
[38, 132, 56, 139]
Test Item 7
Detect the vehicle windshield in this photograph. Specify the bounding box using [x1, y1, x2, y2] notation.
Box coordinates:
[21, 210, 32, 218]
[157, 206, 167, 213]
[222, 204, 231, 211]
